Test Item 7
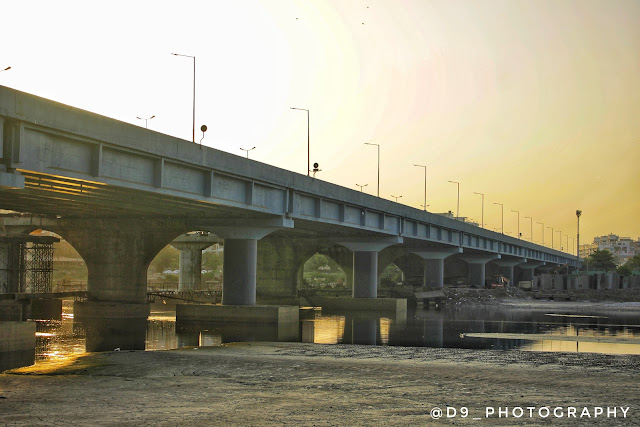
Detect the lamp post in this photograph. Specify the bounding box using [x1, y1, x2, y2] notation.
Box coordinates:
[537, 222, 545, 245]
[569, 236, 574, 255]
[473, 192, 484, 228]
[576, 210, 582, 264]
[136, 115, 155, 129]
[414, 164, 427, 211]
[391, 194, 402, 203]
[290, 107, 310, 176]
[356, 183, 368, 192]
[364, 142, 380, 197]
[448, 181, 460, 220]
[547, 226, 554, 249]
[524, 216, 533, 242]
[511, 209, 520, 239]
[556, 230, 563, 250]
[171, 53, 196, 143]
[240, 146, 255, 159]
[493, 202, 504, 234]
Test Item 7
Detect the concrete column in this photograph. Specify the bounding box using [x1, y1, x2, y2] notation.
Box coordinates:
[170, 233, 220, 292]
[336, 236, 403, 299]
[493, 258, 526, 286]
[178, 248, 203, 291]
[461, 254, 501, 288]
[409, 248, 463, 288]
[256, 238, 318, 303]
[469, 263, 485, 287]
[353, 251, 378, 298]
[222, 239, 257, 305]
[204, 216, 294, 306]
[517, 262, 546, 288]
[57, 219, 180, 305]
[425, 259, 445, 288]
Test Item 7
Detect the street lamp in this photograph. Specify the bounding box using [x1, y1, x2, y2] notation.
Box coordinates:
[414, 164, 427, 211]
[364, 142, 380, 197]
[136, 115, 155, 129]
[547, 226, 554, 249]
[356, 183, 368, 192]
[290, 107, 310, 176]
[524, 216, 533, 242]
[473, 192, 484, 228]
[537, 222, 545, 245]
[391, 194, 402, 203]
[576, 210, 582, 264]
[556, 230, 563, 250]
[511, 210, 520, 239]
[171, 53, 196, 142]
[240, 146, 255, 159]
[493, 202, 504, 234]
[448, 181, 460, 220]
[569, 236, 574, 255]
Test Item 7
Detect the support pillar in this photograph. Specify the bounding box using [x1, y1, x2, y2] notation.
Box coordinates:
[58, 219, 180, 305]
[170, 233, 221, 291]
[409, 248, 463, 288]
[517, 261, 546, 288]
[201, 217, 294, 306]
[493, 258, 526, 286]
[336, 236, 403, 299]
[461, 254, 501, 287]
[222, 239, 257, 305]
[353, 251, 378, 298]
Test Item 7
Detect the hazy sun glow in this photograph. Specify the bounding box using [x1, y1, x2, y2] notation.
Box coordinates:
[2, 0, 638, 244]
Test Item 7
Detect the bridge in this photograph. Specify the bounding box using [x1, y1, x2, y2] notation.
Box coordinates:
[0, 85, 578, 319]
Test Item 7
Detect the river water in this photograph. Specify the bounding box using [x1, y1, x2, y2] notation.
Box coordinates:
[33, 301, 640, 364]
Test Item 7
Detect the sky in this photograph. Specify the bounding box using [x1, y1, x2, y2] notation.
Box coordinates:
[2, 0, 639, 252]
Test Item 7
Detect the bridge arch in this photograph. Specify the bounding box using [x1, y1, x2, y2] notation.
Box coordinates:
[301, 252, 348, 292]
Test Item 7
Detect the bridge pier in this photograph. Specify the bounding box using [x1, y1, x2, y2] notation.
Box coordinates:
[408, 248, 463, 288]
[57, 218, 181, 307]
[201, 217, 294, 306]
[461, 254, 501, 288]
[336, 237, 403, 298]
[170, 233, 221, 292]
[493, 258, 526, 286]
[517, 261, 545, 284]
[221, 239, 258, 305]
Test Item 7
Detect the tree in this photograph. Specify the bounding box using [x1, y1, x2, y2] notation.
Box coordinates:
[149, 245, 179, 273]
[584, 249, 616, 272]
[625, 254, 640, 272]
[616, 264, 632, 276]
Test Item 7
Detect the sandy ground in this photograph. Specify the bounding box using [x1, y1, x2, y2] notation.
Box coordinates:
[1, 342, 639, 426]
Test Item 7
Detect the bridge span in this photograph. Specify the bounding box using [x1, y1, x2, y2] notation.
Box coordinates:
[0, 85, 578, 317]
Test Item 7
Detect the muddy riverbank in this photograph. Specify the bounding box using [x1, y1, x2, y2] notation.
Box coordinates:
[2, 342, 639, 425]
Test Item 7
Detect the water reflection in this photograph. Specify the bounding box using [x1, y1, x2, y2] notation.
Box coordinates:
[33, 304, 640, 364]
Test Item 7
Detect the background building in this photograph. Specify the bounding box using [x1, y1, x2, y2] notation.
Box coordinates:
[580, 234, 638, 265]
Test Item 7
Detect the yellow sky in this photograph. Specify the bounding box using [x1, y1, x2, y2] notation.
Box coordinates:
[2, 0, 639, 249]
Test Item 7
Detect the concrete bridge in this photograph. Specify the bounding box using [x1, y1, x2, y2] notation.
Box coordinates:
[0, 85, 579, 319]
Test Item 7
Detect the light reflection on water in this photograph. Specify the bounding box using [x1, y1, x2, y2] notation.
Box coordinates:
[34, 304, 640, 364]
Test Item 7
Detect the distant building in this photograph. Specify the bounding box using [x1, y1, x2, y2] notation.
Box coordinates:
[581, 234, 638, 265]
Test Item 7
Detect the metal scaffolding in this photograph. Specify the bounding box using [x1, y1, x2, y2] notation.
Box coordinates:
[0, 235, 58, 294]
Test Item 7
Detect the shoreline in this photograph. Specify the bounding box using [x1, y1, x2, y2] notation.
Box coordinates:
[2, 342, 639, 425]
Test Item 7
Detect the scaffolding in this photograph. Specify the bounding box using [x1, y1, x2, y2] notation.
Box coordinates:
[0, 235, 58, 294]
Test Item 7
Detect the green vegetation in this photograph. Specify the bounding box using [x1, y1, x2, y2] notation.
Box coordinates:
[583, 249, 617, 272]
[624, 254, 640, 272]
[302, 253, 347, 289]
[149, 245, 179, 273]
